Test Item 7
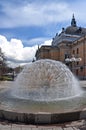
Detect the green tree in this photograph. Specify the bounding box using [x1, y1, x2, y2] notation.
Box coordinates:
[0, 48, 7, 80]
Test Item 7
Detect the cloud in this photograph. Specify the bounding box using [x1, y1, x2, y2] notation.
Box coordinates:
[24, 37, 51, 46]
[0, 35, 52, 67]
[0, 1, 73, 28]
[0, 0, 86, 28]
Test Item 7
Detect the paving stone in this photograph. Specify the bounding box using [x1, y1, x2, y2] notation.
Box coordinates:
[53, 127, 63, 130]
[0, 124, 11, 130]
[11, 125, 21, 130]
[32, 128, 44, 130]
[0, 119, 85, 130]
[0, 128, 11, 130]
[0, 124, 3, 129]
[36, 128, 48, 130]
[65, 120, 85, 127]
[63, 127, 74, 130]
[11, 128, 21, 130]
[33, 127, 54, 130]
[34, 127, 52, 130]
[37, 128, 53, 130]
[21, 126, 32, 130]
[73, 127, 80, 130]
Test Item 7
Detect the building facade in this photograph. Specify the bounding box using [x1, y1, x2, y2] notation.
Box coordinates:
[35, 15, 86, 79]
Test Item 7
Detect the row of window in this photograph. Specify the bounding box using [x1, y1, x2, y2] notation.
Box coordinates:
[65, 48, 79, 59]
[73, 48, 79, 54]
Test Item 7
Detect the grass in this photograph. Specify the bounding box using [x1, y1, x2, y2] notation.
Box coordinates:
[0, 76, 14, 81]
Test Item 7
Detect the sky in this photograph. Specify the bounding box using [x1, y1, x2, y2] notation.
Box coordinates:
[0, 0, 86, 67]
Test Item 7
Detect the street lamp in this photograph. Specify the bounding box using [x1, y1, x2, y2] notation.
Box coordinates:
[65, 56, 82, 63]
[65, 55, 82, 72]
[0, 56, 3, 62]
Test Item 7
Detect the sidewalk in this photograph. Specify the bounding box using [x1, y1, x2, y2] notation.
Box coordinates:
[0, 119, 86, 130]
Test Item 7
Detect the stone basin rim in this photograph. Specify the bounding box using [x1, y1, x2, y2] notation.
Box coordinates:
[0, 108, 85, 124]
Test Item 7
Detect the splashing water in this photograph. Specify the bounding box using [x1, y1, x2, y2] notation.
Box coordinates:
[12, 59, 82, 101]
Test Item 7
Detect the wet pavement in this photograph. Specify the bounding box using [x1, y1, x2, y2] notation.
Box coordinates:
[0, 119, 86, 130]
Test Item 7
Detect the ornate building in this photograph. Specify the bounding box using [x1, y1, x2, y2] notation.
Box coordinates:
[35, 15, 86, 79]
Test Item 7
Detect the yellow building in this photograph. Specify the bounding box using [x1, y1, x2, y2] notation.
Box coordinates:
[35, 15, 86, 80]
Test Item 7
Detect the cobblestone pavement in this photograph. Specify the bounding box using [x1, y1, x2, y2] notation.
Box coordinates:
[0, 119, 86, 130]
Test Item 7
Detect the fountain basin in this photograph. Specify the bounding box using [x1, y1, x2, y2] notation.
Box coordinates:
[0, 59, 85, 124]
[0, 84, 85, 124]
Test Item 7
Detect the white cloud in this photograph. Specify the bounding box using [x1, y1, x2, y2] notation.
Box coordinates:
[0, 1, 73, 28]
[0, 35, 52, 67]
[24, 37, 50, 46]
[41, 39, 52, 46]
[0, 0, 86, 28]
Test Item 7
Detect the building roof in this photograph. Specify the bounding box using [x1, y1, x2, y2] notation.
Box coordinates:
[66, 14, 86, 35]
[52, 33, 80, 46]
[52, 14, 86, 46]
[65, 26, 86, 35]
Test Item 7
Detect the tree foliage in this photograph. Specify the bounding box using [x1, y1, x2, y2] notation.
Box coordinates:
[0, 48, 7, 79]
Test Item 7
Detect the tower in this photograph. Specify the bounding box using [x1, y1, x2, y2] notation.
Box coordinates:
[71, 14, 77, 27]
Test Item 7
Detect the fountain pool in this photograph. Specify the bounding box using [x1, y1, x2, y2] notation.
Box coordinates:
[0, 59, 86, 124]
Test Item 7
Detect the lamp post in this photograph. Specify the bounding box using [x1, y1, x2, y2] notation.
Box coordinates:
[65, 55, 82, 73]
[0, 56, 3, 62]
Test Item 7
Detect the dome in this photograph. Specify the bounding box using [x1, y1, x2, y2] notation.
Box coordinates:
[65, 14, 86, 35]
[65, 26, 78, 35]
[65, 26, 86, 35]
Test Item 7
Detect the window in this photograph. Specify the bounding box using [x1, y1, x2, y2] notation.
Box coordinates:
[80, 66, 83, 71]
[73, 50, 75, 54]
[65, 54, 69, 59]
[77, 62, 79, 65]
[77, 48, 79, 54]
[76, 69, 78, 75]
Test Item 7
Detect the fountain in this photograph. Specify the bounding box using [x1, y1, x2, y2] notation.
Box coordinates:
[0, 59, 86, 124]
[12, 59, 81, 101]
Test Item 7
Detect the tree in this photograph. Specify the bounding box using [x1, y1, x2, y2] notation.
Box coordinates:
[0, 48, 7, 80]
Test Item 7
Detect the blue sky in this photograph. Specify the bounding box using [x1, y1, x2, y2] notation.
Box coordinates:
[0, 0, 86, 67]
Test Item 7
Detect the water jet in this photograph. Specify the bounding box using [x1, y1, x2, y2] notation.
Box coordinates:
[0, 59, 86, 124]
